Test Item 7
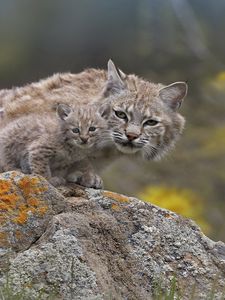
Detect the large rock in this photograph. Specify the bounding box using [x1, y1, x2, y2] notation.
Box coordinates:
[0, 172, 224, 299]
[0, 172, 65, 269]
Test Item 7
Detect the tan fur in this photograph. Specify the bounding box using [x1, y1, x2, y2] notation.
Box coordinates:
[0, 60, 188, 163]
[0, 104, 110, 188]
[0, 68, 163, 122]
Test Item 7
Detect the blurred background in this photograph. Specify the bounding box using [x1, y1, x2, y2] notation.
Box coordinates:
[0, 0, 224, 241]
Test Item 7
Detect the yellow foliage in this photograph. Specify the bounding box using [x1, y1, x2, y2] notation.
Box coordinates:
[201, 126, 225, 156]
[209, 71, 225, 90]
[138, 185, 211, 234]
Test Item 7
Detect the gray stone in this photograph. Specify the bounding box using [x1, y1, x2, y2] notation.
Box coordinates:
[0, 174, 224, 299]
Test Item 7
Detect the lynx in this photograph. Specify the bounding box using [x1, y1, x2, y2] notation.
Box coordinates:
[0, 60, 188, 161]
[0, 104, 110, 188]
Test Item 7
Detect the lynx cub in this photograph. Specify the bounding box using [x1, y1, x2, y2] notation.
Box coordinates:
[0, 104, 110, 188]
[0, 60, 188, 162]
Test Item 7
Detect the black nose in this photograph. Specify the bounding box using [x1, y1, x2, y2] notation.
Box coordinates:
[126, 133, 139, 141]
[80, 136, 88, 143]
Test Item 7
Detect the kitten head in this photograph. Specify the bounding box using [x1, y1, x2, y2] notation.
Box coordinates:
[57, 104, 111, 149]
[99, 60, 188, 160]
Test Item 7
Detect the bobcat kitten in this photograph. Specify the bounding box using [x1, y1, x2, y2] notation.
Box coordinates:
[0, 104, 110, 188]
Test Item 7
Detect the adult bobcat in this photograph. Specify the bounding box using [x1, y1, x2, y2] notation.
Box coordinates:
[0, 60, 188, 160]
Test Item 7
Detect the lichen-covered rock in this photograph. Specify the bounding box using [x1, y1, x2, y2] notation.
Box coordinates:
[0, 171, 65, 269]
[0, 174, 225, 299]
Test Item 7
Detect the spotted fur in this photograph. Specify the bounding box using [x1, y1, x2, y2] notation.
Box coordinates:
[0, 60, 187, 161]
[0, 105, 110, 188]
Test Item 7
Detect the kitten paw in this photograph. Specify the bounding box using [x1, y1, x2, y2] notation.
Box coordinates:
[49, 176, 66, 187]
[78, 172, 104, 189]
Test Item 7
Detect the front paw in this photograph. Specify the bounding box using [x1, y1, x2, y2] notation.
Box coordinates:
[78, 172, 104, 189]
[49, 176, 66, 187]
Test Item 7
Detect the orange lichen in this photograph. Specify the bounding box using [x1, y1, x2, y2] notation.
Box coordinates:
[103, 191, 130, 203]
[0, 202, 14, 211]
[17, 176, 48, 197]
[0, 215, 7, 224]
[0, 193, 20, 204]
[0, 178, 21, 213]
[27, 197, 39, 207]
[0, 192, 20, 212]
[0, 231, 9, 247]
[14, 210, 28, 224]
[0, 179, 13, 194]
[0, 175, 50, 226]
[164, 213, 175, 219]
[111, 203, 122, 211]
[15, 230, 23, 239]
[19, 203, 28, 211]
[0, 231, 7, 240]
[37, 206, 48, 216]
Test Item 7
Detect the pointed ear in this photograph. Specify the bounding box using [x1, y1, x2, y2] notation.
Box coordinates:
[118, 68, 127, 80]
[103, 59, 126, 97]
[98, 102, 111, 119]
[57, 104, 73, 120]
[159, 82, 188, 110]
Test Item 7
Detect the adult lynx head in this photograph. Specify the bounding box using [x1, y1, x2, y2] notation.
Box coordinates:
[100, 60, 188, 160]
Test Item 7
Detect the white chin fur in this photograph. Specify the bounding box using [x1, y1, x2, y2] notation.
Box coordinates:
[77, 143, 93, 149]
[115, 143, 140, 154]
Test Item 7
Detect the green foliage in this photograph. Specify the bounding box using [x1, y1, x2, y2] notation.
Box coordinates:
[138, 185, 211, 234]
[152, 276, 179, 300]
[151, 275, 224, 300]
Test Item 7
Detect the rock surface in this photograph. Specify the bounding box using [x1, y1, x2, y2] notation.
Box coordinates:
[0, 172, 225, 299]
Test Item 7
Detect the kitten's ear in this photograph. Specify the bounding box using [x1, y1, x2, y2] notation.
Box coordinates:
[103, 59, 126, 97]
[159, 82, 188, 111]
[98, 102, 111, 119]
[57, 104, 73, 120]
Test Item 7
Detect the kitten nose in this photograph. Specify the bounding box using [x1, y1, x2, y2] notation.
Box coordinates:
[126, 132, 139, 141]
[80, 136, 89, 143]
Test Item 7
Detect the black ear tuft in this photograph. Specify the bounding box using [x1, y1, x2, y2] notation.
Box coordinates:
[159, 82, 188, 111]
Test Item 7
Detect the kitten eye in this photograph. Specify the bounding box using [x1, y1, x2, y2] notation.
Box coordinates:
[144, 119, 159, 126]
[72, 128, 80, 133]
[115, 110, 127, 120]
[89, 126, 96, 132]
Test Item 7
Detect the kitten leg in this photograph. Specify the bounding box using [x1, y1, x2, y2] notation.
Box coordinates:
[0, 153, 20, 172]
[77, 171, 104, 189]
[20, 153, 31, 174]
[28, 144, 59, 185]
[29, 149, 65, 187]
[67, 159, 104, 189]
[29, 152, 51, 178]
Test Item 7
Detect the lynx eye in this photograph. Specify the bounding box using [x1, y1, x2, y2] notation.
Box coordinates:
[72, 128, 80, 133]
[89, 126, 96, 132]
[115, 110, 127, 120]
[144, 119, 159, 126]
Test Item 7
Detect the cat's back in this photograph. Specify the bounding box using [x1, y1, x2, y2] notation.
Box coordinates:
[0, 113, 58, 143]
[0, 68, 107, 121]
[0, 68, 106, 106]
